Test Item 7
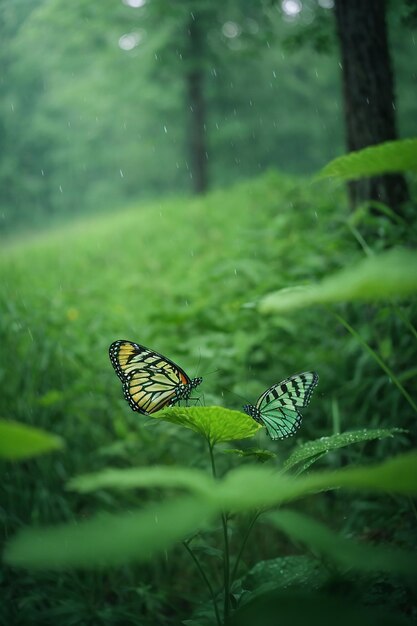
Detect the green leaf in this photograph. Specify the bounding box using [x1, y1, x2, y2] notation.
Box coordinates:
[3, 495, 214, 570]
[6, 452, 417, 570]
[217, 451, 417, 512]
[267, 510, 417, 576]
[153, 406, 260, 444]
[222, 448, 276, 462]
[243, 555, 330, 595]
[260, 248, 417, 313]
[284, 428, 404, 472]
[318, 138, 417, 180]
[68, 466, 214, 496]
[0, 419, 64, 460]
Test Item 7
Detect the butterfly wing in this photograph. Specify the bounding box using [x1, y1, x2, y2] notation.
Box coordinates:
[123, 368, 183, 414]
[109, 340, 200, 415]
[256, 371, 319, 440]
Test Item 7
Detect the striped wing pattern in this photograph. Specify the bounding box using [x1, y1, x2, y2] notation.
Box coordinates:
[109, 340, 202, 415]
[244, 371, 318, 440]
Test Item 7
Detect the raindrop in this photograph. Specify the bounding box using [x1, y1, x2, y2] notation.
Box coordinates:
[59, 185, 63, 193]
[11, 103, 14, 112]
[123, 0, 146, 6]
[120, 169, 124, 178]
[119, 32, 143, 51]
[41, 169, 44, 176]
[281, 0, 302, 16]
[272, 71, 277, 78]
[164, 125, 168, 133]
[222, 21, 241, 39]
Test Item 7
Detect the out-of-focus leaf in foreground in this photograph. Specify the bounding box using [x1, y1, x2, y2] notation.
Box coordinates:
[267, 510, 417, 576]
[0, 419, 64, 460]
[5, 452, 417, 570]
[216, 451, 417, 511]
[3, 496, 214, 569]
[68, 465, 214, 495]
[260, 249, 417, 313]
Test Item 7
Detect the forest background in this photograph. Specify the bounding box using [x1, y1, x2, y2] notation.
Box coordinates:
[1, 1, 417, 626]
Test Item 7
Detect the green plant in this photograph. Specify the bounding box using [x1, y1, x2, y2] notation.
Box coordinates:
[4, 406, 416, 625]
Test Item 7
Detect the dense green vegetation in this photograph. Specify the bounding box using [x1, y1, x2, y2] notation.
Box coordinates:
[1, 1, 417, 623]
[1, 150, 417, 623]
[1, 0, 416, 232]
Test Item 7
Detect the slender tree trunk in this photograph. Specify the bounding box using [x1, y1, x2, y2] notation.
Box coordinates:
[186, 14, 208, 194]
[334, 0, 409, 212]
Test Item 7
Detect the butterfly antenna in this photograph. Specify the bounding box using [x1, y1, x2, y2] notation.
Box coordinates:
[203, 368, 220, 377]
[220, 386, 250, 405]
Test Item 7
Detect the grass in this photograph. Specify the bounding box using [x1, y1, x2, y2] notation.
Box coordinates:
[1, 170, 416, 624]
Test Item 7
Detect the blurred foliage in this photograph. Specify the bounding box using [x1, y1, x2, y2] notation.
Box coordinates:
[0, 419, 64, 460]
[1, 166, 417, 622]
[1, 3, 417, 618]
[0, 0, 416, 233]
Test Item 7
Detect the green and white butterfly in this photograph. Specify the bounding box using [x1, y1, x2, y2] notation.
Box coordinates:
[243, 371, 319, 440]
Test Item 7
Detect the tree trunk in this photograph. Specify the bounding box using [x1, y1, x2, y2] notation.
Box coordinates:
[334, 0, 409, 212]
[186, 14, 208, 194]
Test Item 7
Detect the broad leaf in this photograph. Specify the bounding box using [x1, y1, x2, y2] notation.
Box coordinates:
[318, 138, 417, 180]
[243, 555, 330, 596]
[0, 419, 64, 460]
[5, 452, 417, 570]
[217, 451, 417, 512]
[3, 495, 214, 569]
[284, 428, 404, 472]
[222, 448, 276, 462]
[69, 466, 214, 496]
[260, 248, 417, 312]
[267, 510, 417, 576]
[154, 406, 260, 444]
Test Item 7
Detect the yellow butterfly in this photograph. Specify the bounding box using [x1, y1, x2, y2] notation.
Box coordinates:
[109, 340, 202, 414]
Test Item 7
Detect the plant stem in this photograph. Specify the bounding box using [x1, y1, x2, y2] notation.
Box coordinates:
[208, 440, 230, 623]
[182, 541, 221, 626]
[230, 511, 260, 585]
[333, 311, 417, 414]
[221, 513, 230, 623]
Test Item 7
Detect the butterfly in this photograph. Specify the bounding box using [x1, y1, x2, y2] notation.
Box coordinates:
[109, 340, 202, 415]
[243, 371, 318, 440]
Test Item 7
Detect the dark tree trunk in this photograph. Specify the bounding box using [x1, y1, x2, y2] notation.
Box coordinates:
[334, 0, 409, 212]
[186, 14, 208, 194]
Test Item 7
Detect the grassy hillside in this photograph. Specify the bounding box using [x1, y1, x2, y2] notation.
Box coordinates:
[1, 171, 416, 624]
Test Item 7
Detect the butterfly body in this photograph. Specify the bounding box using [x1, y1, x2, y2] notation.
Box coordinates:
[109, 340, 202, 415]
[243, 371, 318, 440]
